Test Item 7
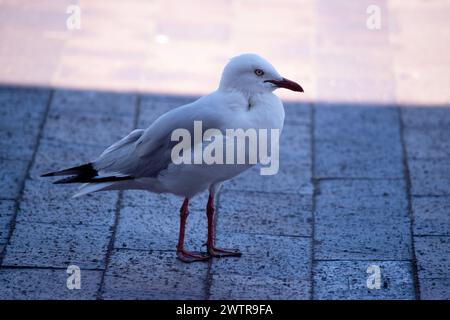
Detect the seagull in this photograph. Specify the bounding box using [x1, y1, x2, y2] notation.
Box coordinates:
[41, 53, 303, 262]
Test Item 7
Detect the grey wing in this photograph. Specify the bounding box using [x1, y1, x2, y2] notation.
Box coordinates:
[92, 127, 176, 179]
[92, 94, 228, 179]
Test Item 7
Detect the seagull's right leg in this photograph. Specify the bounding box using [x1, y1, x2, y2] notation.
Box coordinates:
[176, 198, 209, 263]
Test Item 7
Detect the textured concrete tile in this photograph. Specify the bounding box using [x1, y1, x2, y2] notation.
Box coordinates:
[44, 113, 135, 149]
[27, 138, 118, 225]
[315, 104, 400, 141]
[115, 191, 207, 251]
[0, 158, 28, 199]
[209, 274, 310, 300]
[419, 278, 450, 300]
[31, 138, 103, 178]
[218, 190, 312, 237]
[315, 214, 411, 260]
[2, 222, 110, 269]
[17, 179, 117, 226]
[0, 268, 102, 300]
[0, 130, 38, 161]
[279, 123, 311, 164]
[409, 158, 450, 196]
[101, 249, 207, 299]
[315, 179, 411, 260]
[0, 200, 15, 243]
[317, 180, 407, 213]
[415, 236, 450, 279]
[401, 107, 450, 129]
[211, 233, 311, 281]
[404, 126, 450, 159]
[138, 94, 193, 127]
[0, 88, 50, 124]
[0, 87, 49, 160]
[43, 90, 136, 147]
[0, 87, 50, 107]
[318, 178, 406, 197]
[283, 102, 311, 126]
[225, 164, 313, 195]
[315, 139, 403, 179]
[412, 196, 450, 236]
[313, 261, 415, 300]
[50, 89, 136, 118]
[415, 236, 450, 299]
[314, 104, 403, 178]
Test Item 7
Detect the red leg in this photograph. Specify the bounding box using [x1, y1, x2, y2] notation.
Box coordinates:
[206, 193, 242, 258]
[176, 198, 209, 263]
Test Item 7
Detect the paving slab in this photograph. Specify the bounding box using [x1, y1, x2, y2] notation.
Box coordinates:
[415, 236, 450, 299]
[0, 158, 29, 200]
[315, 104, 400, 140]
[225, 164, 313, 195]
[419, 278, 450, 300]
[0, 87, 49, 159]
[209, 274, 310, 300]
[409, 158, 450, 196]
[17, 179, 117, 227]
[0, 200, 15, 243]
[218, 190, 312, 237]
[101, 249, 207, 300]
[210, 233, 311, 281]
[0, 268, 102, 300]
[415, 236, 450, 279]
[2, 221, 111, 269]
[30, 138, 102, 179]
[315, 139, 403, 179]
[412, 196, 450, 236]
[314, 104, 403, 178]
[42, 90, 137, 147]
[404, 126, 450, 159]
[115, 191, 207, 251]
[313, 260, 415, 300]
[401, 107, 450, 129]
[279, 123, 311, 164]
[138, 94, 194, 127]
[283, 102, 311, 125]
[315, 179, 411, 260]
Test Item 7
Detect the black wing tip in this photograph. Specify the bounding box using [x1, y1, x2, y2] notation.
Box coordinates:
[40, 163, 97, 178]
[52, 175, 133, 184]
[42, 163, 133, 184]
[41, 172, 55, 177]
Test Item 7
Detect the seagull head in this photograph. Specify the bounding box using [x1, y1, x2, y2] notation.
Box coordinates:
[219, 53, 303, 95]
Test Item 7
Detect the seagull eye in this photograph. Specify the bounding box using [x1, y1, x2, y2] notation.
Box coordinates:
[254, 69, 264, 76]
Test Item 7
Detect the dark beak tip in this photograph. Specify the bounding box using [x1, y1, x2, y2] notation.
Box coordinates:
[268, 78, 304, 93]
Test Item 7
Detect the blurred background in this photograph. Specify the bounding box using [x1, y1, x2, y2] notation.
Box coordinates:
[0, 0, 449, 104]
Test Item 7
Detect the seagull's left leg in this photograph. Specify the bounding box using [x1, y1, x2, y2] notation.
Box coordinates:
[176, 198, 209, 263]
[206, 192, 242, 258]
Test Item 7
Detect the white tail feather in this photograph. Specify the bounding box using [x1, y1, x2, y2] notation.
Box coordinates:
[72, 182, 115, 198]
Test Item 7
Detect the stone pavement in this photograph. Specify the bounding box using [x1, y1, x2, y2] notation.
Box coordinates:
[0, 0, 449, 300]
[0, 86, 449, 300]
